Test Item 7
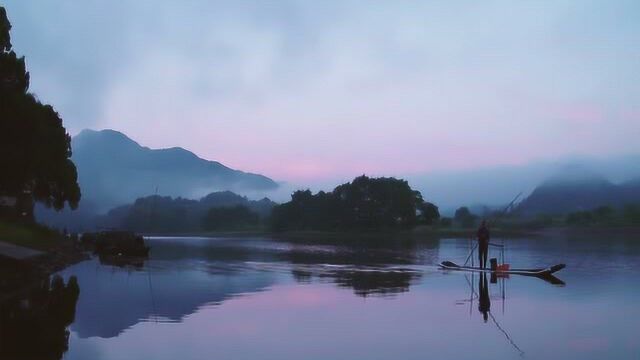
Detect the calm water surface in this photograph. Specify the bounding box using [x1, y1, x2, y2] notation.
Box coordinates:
[49, 233, 640, 360]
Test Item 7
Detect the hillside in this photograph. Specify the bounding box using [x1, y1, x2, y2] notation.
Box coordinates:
[71, 129, 278, 212]
[407, 154, 640, 214]
[515, 173, 640, 216]
[35, 129, 280, 230]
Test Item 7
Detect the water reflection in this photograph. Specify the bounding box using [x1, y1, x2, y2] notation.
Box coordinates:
[50, 236, 439, 344]
[47, 234, 640, 360]
[290, 265, 421, 297]
[0, 275, 80, 360]
[62, 259, 275, 338]
[478, 273, 490, 322]
[150, 236, 430, 298]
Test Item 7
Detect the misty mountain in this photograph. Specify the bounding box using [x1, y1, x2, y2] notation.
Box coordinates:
[406, 154, 640, 214]
[35, 129, 279, 230]
[72, 129, 278, 212]
[98, 191, 276, 232]
[515, 173, 640, 216]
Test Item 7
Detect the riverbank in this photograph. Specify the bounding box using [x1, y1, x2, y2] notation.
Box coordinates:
[0, 221, 88, 301]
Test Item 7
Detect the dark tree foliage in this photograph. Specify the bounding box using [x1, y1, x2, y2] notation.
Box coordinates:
[564, 204, 640, 226]
[593, 205, 614, 222]
[270, 175, 435, 231]
[622, 204, 640, 224]
[439, 217, 452, 228]
[202, 205, 260, 231]
[417, 201, 440, 225]
[0, 7, 80, 217]
[454, 206, 477, 228]
[565, 210, 594, 225]
[102, 191, 274, 233]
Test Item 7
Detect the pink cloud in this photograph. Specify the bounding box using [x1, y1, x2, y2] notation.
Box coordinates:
[553, 102, 607, 125]
[568, 337, 610, 352]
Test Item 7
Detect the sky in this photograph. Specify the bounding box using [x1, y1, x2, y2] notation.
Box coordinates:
[4, 0, 640, 184]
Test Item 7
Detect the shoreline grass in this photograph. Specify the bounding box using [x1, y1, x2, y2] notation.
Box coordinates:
[0, 221, 65, 251]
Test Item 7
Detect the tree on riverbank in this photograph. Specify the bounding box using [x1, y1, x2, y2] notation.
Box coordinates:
[270, 175, 438, 231]
[0, 7, 80, 221]
[454, 207, 477, 228]
[99, 191, 274, 233]
[565, 204, 640, 226]
[202, 205, 260, 231]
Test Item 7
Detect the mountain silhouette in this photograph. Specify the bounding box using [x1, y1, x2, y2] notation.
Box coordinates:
[71, 129, 278, 212]
[516, 166, 640, 215]
[35, 129, 279, 230]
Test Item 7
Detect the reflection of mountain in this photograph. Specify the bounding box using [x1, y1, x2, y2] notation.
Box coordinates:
[59, 237, 435, 338]
[61, 259, 275, 339]
[0, 276, 80, 360]
[69, 261, 274, 338]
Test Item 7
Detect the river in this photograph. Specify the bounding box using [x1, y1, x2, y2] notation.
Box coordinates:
[14, 231, 640, 359]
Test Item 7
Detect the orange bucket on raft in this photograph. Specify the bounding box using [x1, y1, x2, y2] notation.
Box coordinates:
[496, 264, 510, 272]
[489, 258, 510, 272]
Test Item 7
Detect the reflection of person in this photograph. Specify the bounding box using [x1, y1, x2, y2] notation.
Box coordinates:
[477, 220, 490, 269]
[478, 273, 491, 322]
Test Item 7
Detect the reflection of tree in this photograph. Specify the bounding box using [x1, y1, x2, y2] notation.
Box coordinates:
[0, 275, 80, 360]
[329, 269, 419, 297]
[285, 239, 425, 297]
[291, 265, 421, 298]
[291, 269, 313, 283]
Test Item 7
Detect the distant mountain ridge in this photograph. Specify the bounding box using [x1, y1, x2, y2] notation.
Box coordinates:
[407, 154, 640, 214]
[515, 174, 640, 216]
[72, 129, 278, 212]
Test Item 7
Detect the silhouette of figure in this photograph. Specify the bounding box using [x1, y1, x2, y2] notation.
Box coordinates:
[477, 220, 490, 269]
[478, 272, 491, 322]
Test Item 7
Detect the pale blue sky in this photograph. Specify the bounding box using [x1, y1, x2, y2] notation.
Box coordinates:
[4, 1, 640, 182]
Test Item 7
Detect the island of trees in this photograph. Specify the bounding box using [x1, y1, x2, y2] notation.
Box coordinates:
[270, 175, 439, 232]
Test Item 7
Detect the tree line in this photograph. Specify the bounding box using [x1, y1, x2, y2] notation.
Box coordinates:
[270, 175, 439, 231]
[564, 204, 640, 226]
[99, 191, 274, 233]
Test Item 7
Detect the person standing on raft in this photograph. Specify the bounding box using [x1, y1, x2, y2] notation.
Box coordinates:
[477, 220, 490, 269]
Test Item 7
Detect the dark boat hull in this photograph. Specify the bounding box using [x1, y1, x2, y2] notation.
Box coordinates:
[439, 261, 565, 276]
